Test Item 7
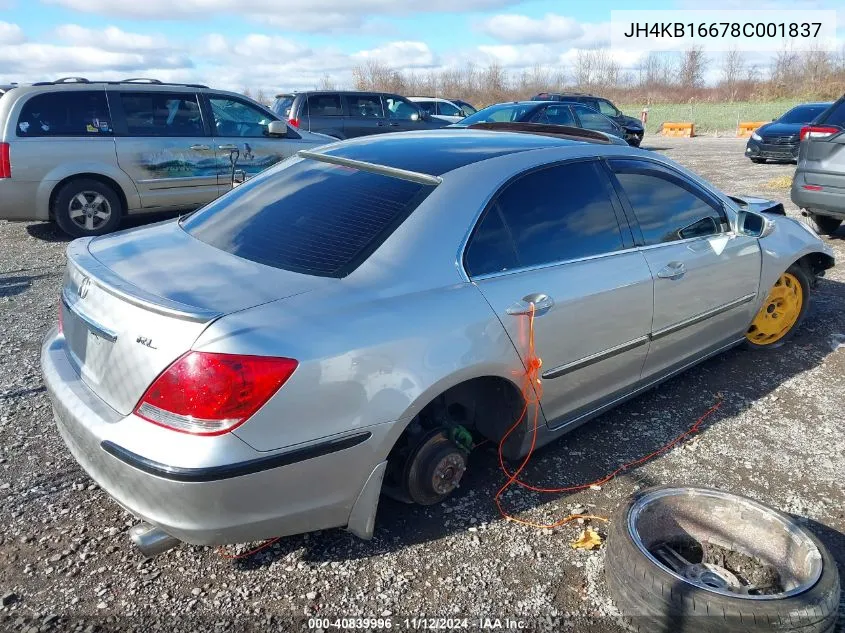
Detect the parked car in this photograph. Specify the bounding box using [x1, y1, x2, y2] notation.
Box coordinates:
[448, 99, 477, 116]
[407, 97, 466, 123]
[451, 100, 637, 144]
[42, 128, 833, 553]
[745, 102, 832, 164]
[282, 91, 451, 140]
[532, 92, 644, 146]
[791, 95, 845, 235]
[0, 83, 17, 96]
[0, 77, 332, 237]
[270, 92, 296, 118]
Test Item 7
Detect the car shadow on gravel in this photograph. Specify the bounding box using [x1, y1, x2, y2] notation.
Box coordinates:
[0, 272, 49, 297]
[227, 277, 845, 571]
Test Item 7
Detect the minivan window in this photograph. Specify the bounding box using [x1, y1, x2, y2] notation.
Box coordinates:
[182, 158, 436, 277]
[346, 94, 384, 118]
[17, 91, 112, 137]
[307, 94, 343, 117]
[120, 92, 204, 137]
[384, 97, 419, 121]
[209, 96, 275, 137]
[611, 164, 725, 245]
[465, 161, 624, 276]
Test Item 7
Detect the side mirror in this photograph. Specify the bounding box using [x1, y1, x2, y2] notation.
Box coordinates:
[738, 210, 774, 238]
[268, 120, 290, 137]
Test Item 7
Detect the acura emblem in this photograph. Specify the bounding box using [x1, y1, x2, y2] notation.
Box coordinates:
[78, 277, 90, 299]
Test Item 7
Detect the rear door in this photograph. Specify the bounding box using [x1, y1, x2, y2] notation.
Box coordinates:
[111, 90, 218, 211]
[608, 159, 761, 380]
[797, 97, 845, 191]
[204, 92, 298, 192]
[343, 93, 388, 137]
[303, 93, 346, 138]
[465, 159, 654, 428]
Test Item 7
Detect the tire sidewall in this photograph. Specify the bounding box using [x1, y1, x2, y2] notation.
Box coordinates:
[744, 263, 812, 351]
[605, 486, 841, 633]
[53, 179, 123, 238]
[809, 213, 842, 236]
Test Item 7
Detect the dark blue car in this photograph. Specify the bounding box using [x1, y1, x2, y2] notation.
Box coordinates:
[745, 102, 832, 163]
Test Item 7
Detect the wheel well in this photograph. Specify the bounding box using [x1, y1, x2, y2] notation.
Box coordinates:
[796, 252, 835, 277]
[49, 173, 128, 219]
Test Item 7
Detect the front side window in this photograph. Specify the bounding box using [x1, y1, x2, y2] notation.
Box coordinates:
[346, 94, 384, 118]
[610, 162, 726, 246]
[384, 96, 419, 120]
[597, 99, 620, 117]
[17, 91, 112, 137]
[182, 158, 435, 277]
[209, 96, 275, 137]
[533, 105, 576, 126]
[465, 161, 624, 276]
[437, 101, 463, 117]
[121, 92, 203, 137]
[573, 105, 618, 135]
[414, 100, 436, 114]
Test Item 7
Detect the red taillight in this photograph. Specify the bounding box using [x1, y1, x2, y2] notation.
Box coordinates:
[134, 352, 298, 436]
[288, 117, 300, 128]
[799, 126, 840, 141]
[0, 143, 10, 179]
[802, 184, 823, 191]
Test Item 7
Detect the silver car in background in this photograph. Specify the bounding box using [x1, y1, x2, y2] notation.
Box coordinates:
[41, 129, 834, 554]
[0, 77, 332, 237]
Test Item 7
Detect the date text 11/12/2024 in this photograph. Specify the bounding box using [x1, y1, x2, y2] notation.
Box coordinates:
[307, 617, 528, 630]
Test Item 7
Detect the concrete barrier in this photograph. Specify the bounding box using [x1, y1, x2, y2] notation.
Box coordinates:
[661, 122, 695, 138]
[737, 121, 768, 137]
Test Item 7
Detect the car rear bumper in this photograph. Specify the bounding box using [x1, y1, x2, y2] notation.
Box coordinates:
[791, 173, 845, 220]
[41, 328, 393, 546]
[745, 139, 798, 161]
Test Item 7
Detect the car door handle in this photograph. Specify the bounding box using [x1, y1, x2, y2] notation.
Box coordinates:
[189, 144, 211, 151]
[218, 144, 239, 151]
[388, 122, 400, 127]
[657, 262, 686, 280]
[506, 293, 554, 316]
[376, 122, 387, 127]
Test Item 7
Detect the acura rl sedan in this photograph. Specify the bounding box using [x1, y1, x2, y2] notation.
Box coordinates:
[42, 129, 834, 554]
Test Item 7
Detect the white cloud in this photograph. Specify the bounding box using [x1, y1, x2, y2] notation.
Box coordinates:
[54, 25, 173, 52]
[478, 13, 611, 48]
[353, 41, 436, 68]
[476, 44, 559, 67]
[0, 21, 25, 45]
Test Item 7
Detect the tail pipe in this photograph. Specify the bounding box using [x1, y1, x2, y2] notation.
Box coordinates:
[129, 523, 180, 558]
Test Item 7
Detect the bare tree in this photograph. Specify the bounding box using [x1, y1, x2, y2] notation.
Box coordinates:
[720, 49, 746, 100]
[319, 73, 336, 90]
[679, 46, 708, 90]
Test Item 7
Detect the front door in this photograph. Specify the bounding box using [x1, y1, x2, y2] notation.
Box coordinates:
[112, 90, 219, 211]
[608, 159, 762, 380]
[205, 94, 297, 193]
[464, 160, 654, 427]
[343, 94, 389, 137]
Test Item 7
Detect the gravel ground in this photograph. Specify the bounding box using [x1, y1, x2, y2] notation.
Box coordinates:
[1, 137, 843, 632]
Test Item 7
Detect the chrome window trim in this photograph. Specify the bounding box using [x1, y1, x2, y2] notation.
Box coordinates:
[469, 246, 641, 281]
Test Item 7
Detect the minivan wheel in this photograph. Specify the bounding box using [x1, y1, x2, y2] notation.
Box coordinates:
[53, 179, 123, 237]
[807, 213, 842, 236]
[605, 487, 840, 633]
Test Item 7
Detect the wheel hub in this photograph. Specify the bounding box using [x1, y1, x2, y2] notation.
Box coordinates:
[745, 272, 803, 345]
[431, 453, 466, 495]
[683, 562, 743, 592]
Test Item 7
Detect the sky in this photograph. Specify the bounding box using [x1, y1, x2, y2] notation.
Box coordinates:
[0, 0, 842, 94]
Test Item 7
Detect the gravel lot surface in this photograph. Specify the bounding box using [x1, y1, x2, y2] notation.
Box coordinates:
[1, 137, 843, 632]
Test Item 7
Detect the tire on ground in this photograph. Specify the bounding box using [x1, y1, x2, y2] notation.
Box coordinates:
[807, 213, 842, 236]
[604, 487, 841, 633]
[53, 178, 123, 238]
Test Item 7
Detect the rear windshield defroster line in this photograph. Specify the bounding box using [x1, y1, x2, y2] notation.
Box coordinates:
[181, 158, 437, 278]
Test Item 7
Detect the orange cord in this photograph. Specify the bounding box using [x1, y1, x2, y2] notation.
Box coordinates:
[494, 303, 723, 529]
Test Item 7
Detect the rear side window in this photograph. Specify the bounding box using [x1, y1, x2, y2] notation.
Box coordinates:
[120, 92, 204, 137]
[817, 98, 845, 127]
[307, 94, 343, 116]
[346, 94, 384, 118]
[610, 161, 726, 245]
[182, 159, 435, 277]
[17, 91, 112, 137]
[465, 161, 624, 277]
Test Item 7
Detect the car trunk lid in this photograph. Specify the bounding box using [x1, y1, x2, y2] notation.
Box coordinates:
[60, 223, 325, 415]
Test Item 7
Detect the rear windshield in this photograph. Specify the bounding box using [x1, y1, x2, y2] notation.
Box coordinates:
[181, 158, 435, 277]
[817, 98, 845, 127]
[272, 96, 294, 117]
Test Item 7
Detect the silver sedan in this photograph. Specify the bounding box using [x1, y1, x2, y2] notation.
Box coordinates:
[41, 129, 835, 554]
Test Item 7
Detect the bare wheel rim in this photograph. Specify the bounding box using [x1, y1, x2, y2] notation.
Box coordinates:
[627, 488, 822, 600]
[68, 191, 112, 231]
[746, 272, 803, 345]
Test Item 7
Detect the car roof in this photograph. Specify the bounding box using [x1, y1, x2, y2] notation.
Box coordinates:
[311, 129, 609, 177]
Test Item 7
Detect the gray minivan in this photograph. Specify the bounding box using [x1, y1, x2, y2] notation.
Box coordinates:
[0, 78, 332, 237]
[278, 91, 451, 139]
